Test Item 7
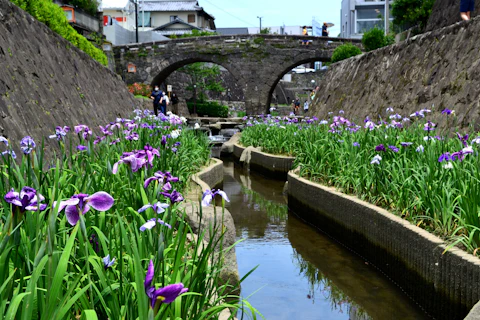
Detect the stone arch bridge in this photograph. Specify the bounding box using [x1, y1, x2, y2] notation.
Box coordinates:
[114, 34, 361, 114]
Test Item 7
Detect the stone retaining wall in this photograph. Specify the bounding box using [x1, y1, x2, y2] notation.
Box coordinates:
[288, 169, 480, 320]
[232, 143, 295, 179]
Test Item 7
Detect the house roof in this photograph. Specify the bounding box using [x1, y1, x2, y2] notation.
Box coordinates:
[139, 1, 199, 12]
[216, 27, 249, 35]
[152, 18, 201, 31]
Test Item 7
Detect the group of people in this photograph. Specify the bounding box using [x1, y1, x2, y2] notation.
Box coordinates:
[291, 98, 310, 115]
[301, 23, 329, 47]
[150, 86, 179, 116]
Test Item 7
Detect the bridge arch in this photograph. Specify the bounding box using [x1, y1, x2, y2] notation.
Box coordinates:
[114, 35, 362, 115]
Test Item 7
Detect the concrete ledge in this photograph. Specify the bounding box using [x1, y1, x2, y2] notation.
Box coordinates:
[288, 169, 480, 320]
[232, 143, 295, 179]
[192, 158, 224, 191]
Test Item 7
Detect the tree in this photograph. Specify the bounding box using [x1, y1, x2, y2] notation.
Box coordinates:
[362, 27, 387, 51]
[178, 63, 225, 102]
[391, 0, 435, 31]
[260, 27, 271, 34]
[330, 43, 362, 63]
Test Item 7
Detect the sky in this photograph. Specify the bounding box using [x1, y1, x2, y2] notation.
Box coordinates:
[200, 0, 342, 36]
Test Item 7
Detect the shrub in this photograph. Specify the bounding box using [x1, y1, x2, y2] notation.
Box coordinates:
[362, 27, 390, 52]
[128, 83, 151, 97]
[330, 43, 362, 63]
[10, 0, 108, 66]
[187, 101, 229, 118]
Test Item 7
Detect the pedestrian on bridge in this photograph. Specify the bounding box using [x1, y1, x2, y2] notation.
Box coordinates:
[302, 26, 310, 47]
[322, 23, 329, 37]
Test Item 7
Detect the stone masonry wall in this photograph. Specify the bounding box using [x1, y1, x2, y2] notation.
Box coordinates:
[311, 16, 480, 130]
[0, 0, 137, 151]
[426, 0, 480, 31]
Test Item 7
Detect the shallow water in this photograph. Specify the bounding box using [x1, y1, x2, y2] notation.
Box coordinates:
[218, 158, 430, 320]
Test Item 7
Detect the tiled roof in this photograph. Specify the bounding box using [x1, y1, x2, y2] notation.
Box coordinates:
[139, 1, 200, 12]
[216, 28, 249, 35]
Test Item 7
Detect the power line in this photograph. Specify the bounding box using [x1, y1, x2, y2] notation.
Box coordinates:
[201, 0, 257, 27]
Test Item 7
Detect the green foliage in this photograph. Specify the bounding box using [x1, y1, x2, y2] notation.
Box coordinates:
[176, 29, 218, 38]
[330, 43, 362, 63]
[362, 27, 389, 52]
[64, 0, 98, 15]
[179, 62, 225, 102]
[260, 27, 271, 34]
[187, 101, 229, 118]
[253, 37, 265, 45]
[10, 0, 107, 66]
[239, 109, 480, 253]
[391, 0, 435, 30]
[0, 111, 260, 318]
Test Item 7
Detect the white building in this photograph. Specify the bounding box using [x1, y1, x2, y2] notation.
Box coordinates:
[247, 26, 303, 35]
[340, 0, 393, 39]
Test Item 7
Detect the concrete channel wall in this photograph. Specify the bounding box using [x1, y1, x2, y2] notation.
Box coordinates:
[228, 136, 480, 319]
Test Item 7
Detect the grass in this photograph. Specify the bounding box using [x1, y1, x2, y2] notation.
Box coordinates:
[240, 109, 480, 254]
[0, 110, 261, 319]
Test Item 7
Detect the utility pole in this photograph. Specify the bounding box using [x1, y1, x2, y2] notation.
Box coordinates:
[257, 16, 262, 33]
[134, 0, 138, 42]
[384, 0, 389, 35]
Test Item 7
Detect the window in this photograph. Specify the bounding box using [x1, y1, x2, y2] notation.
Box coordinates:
[170, 15, 178, 22]
[355, 5, 392, 33]
[188, 14, 195, 23]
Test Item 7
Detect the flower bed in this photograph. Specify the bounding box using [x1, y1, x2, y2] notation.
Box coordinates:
[240, 108, 480, 254]
[0, 110, 258, 319]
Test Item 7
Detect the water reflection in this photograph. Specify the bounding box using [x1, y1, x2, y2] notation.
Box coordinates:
[219, 158, 428, 320]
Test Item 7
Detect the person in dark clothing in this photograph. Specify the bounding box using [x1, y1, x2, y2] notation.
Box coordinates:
[322, 22, 329, 37]
[150, 86, 163, 116]
[461, 0, 475, 20]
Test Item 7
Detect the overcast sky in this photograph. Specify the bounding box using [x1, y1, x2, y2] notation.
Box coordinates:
[200, 0, 342, 36]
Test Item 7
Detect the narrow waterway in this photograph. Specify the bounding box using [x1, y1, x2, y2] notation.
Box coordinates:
[217, 158, 430, 320]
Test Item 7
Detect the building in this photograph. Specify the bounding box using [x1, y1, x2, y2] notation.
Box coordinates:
[101, 0, 136, 31]
[340, 0, 393, 39]
[247, 26, 303, 35]
[138, 0, 216, 35]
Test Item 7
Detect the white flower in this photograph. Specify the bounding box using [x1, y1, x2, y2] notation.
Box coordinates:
[319, 120, 328, 125]
[416, 145, 425, 152]
[180, 116, 187, 123]
[371, 155, 382, 165]
[279, 126, 286, 129]
[170, 129, 181, 139]
[166, 111, 173, 116]
[462, 146, 474, 154]
[386, 107, 394, 113]
[443, 162, 453, 169]
[472, 137, 480, 144]
[364, 121, 375, 130]
[194, 123, 200, 129]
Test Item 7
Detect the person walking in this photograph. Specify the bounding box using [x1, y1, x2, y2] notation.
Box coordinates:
[322, 22, 329, 37]
[461, 0, 475, 20]
[159, 93, 168, 115]
[150, 85, 163, 116]
[302, 26, 309, 46]
[304, 100, 309, 114]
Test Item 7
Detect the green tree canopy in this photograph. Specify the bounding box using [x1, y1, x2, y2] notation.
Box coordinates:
[391, 0, 435, 30]
[178, 63, 225, 102]
[330, 43, 362, 63]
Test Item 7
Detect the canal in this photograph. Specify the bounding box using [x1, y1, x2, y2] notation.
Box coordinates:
[217, 158, 430, 319]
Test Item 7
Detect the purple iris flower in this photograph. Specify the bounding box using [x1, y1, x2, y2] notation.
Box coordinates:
[2, 150, 16, 159]
[423, 121, 436, 132]
[388, 145, 399, 152]
[201, 189, 230, 207]
[138, 202, 169, 214]
[353, 142, 360, 147]
[456, 132, 469, 147]
[161, 135, 167, 146]
[140, 218, 172, 231]
[371, 155, 382, 165]
[375, 144, 386, 152]
[125, 132, 139, 141]
[364, 121, 375, 130]
[144, 260, 188, 309]
[438, 152, 452, 162]
[112, 151, 147, 174]
[74, 125, 93, 140]
[0, 136, 8, 146]
[161, 190, 184, 204]
[110, 138, 121, 145]
[77, 145, 87, 151]
[103, 254, 116, 269]
[386, 107, 394, 113]
[54, 192, 114, 226]
[49, 126, 70, 141]
[20, 136, 36, 154]
[442, 108, 453, 115]
[4, 186, 47, 213]
[99, 125, 113, 136]
[144, 171, 180, 189]
[94, 136, 106, 145]
[451, 151, 465, 161]
[416, 145, 424, 152]
[400, 142, 413, 147]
